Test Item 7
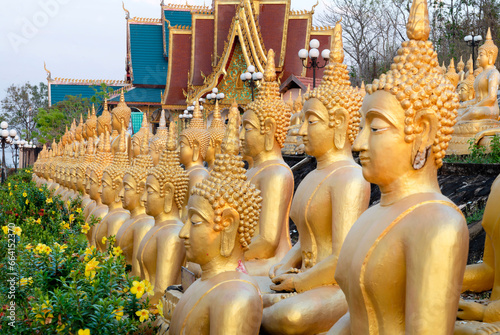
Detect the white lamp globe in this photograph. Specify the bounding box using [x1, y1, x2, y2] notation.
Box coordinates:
[199, 105, 204, 110]
[322, 49, 331, 60]
[247, 65, 256, 73]
[9, 129, 17, 138]
[298, 49, 308, 59]
[309, 48, 320, 59]
[0, 121, 8, 129]
[245, 72, 252, 80]
[217, 93, 225, 100]
[474, 35, 483, 41]
[464, 35, 472, 42]
[14, 135, 19, 140]
[2, 130, 9, 138]
[255, 72, 264, 80]
[309, 39, 320, 49]
[240, 73, 247, 81]
[212, 87, 218, 94]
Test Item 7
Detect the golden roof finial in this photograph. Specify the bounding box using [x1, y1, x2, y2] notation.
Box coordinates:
[330, 18, 344, 63]
[406, 0, 430, 41]
[166, 120, 177, 151]
[43, 62, 52, 80]
[221, 100, 240, 156]
[122, 1, 130, 19]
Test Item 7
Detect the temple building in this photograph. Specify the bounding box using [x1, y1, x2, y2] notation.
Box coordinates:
[45, 0, 333, 128]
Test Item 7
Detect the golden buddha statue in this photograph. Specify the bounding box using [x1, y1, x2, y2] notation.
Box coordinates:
[458, 62, 476, 103]
[239, 49, 293, 276]
[282, 91, 305, 155]
[168, 105, 263, 335]
[149, 109, 169, 166]
[329, 1, 469, 333]
[97, 100, 112, 138]
[46, 139, 60, 192]
[449, 28, 500, 154]
[454, 175, 500, 334]
[179, 101, 210, 218]
[458, 56, 466, 81]
[136, 124, 188, 303]
[131, 112, 152, 160]
[261, 20, 371, 335]
[205, 100, 226, 170]
[78, 137, 96, 212]
[85, 106, 98, 140]
[94, 124, 131, 251]
[115, 128, 154, 277]
[85, 130, 114, 245]
[446, 58, 460, 88]
[110, 91, 132, 158]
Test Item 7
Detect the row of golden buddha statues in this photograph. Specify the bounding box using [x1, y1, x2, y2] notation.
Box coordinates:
[32, 0, 500, 333]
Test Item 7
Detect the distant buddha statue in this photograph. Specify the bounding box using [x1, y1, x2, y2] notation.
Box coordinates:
[85, 106, 98, 140]
[458, 62, 476, 103]
[454, 175, 500, 334]
[449, 28, 500, 154]
[239, 49, 293, 276]
[46, 139, 59, 192]
[97, 100, 112, 138]
[261, 20, 371, 335]
[168, 105, 263, 335]
[131, 112, 152, 160]
[329, 1, 469, 334]
[179, 101, 210, 218]
[282, 91, 305, 155]
[115, 128, 154, 277]
[110, 90, 132, 158]
[77, 137, 96, 212]
[149, 109, 169, 166]
[136, 125, 188, 303]
[85, 130, 114, 246]
[205, 100, 226, 171]
[458, 56, 466, 81]
[446, 58, 460, 88]
[94, 124, 131, 251]
[465, 55, 474, 78]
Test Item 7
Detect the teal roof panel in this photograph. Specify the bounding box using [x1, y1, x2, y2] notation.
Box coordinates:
[163, 10, 192, 57]
[110, 87, 163, 103]
[131, 111, 143, 134]
[51, 84, 123, 106]
[130, 23, 168, 85]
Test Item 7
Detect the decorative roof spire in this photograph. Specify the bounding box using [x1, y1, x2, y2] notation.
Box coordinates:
[330, 18, 344, 63]
[221, 100, 240, 156]
[406, 0, 430, 41]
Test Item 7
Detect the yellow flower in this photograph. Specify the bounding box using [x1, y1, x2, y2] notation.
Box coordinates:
[101, 236, 107, 245]
[56, 324, 66, 333]
[61, 222, 70, 230]
[25, 243, 33, 250]
[136, 309, 150, 323]
[22, 192, 27, 197]
[46, 198, 53, 204]
[76, 208, 82, 213]
[85, 258, 100, 279]
[154, 300, 164, 316]
[112, 306, 124, 321]
[143, 279, 154, 297]
[112, 246, 122, 257]
[13, 227, 22, 236]
[43, 245, 52, 254]
[69, 214, 75, 222]
[35, 218, 41, 224]
[78, 329, 90, 335]
[2, 226, 8, 235]
[54, 242, 67, 252]
[81, 223, 90, 234]
[66, 200, 71, 206]
[8, 183, 11, 187]
[25, 199, 29, 205]
[39, 188, 43, 192]
[19, 277, 33, 286]
[130, 280, 145, 299]
[9, 192, 12, 196]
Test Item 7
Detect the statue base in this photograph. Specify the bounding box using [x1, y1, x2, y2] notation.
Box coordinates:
[448, 120, 500, 155]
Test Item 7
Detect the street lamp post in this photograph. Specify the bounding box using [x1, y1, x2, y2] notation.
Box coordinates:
[0, 122, 18, 183]
[298, 39, 330, 89]
[240, 66, 263, 101]
[12, 135, 19, 171]
[206, 88, 225, 104]
[464, 33, 483, 69]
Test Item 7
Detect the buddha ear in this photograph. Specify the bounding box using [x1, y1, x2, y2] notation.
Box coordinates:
[220, 207, 239, 258]
[215, 140, 222, 156]
[192, 140, 200, 162]
[163, 182, 174, 213]
[264, 117, 276, 151]
[411, 109, 438, 170]
[332, 108, 348, 150]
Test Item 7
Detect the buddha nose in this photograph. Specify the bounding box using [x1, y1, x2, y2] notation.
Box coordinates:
[297, 121, 307, 136]
[353, 125, 368, 152]
[98, 184, 103, 194]
[179, 220, 190, 239]
[118, 186, 124, 199]
[140, 189, 147, 204]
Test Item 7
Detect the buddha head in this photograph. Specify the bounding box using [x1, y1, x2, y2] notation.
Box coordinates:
[478, 28, 498, 69]
[301, 19, 363, 158]
[86, 107, 98, 138]
[121, 127, 154, 212]
[179, 102, 210, 167]
[180, 104, 262, 264]
[457, 62, 475, 102]
[149, 109, 169, 166]
[76, 137, 95, 193]
[100, 124, 130, 206]
[206, 100, 226, 168]
[131, 112, 152, 159]
[111, 90, 131, 132]
[143, 125, 188, 218]
[240, 49, 291, 158]
[97, 101, 112, 136]
[445, 59, 459, 88]
[75, 114, 84, 141]
[457, 56, 465, 73]
[354, 0, 459, 185]
[86, 130, 113, 202]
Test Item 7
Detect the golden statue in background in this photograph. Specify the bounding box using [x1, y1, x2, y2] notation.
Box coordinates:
[169, 103, 263, 335]
[205, 100, 226, 171]
[446, 59, 460, 89]
[131, 112, 152, 160]
[262, 20, 370, 335]
[110, 90, 132, 158]
[329, 0, 469, 333]
[150, 109, 169, 166]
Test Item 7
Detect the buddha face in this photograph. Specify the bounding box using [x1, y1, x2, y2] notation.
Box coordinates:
[240, 110, 265, 158]
[205, 139, 217, 165]
[70, 168, 77, 189]
[179, 135, 194, 166]
[86, 124, 95, 138]
[144, 175, 164, 217]
[121, 173, 141, 211]
[76, 169, 85, 192]
[458, 83, 473, 102]
[131, 138, 141, 158]
[353, 90, 413, 186]
[477, 48, 492, 68]
[99, 172, 116, 206]
[89, 171, 101, 201]
[179, 194, 219, 266]
[112, 114, 122, 131]
[298, 98, 335, 158]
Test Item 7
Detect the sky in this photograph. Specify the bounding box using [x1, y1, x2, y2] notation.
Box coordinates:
[0, 0, 327, 103]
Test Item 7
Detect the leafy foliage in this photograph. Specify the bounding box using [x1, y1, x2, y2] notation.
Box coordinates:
[445, 135, 500, 164]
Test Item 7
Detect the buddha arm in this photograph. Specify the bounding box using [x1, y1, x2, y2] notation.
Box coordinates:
[327, 312, 350, 335]
[294, 170, 370, 292]
[210, 282, 263, 334]
[245, 167, 293, 260]
[476, 72, 500, 107]
[156, 231, 185, 297]
[272, 242, 302, 278]
[405, 206, 468, 334]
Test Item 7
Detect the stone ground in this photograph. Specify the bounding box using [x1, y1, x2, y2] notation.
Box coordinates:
[284, 155, 500, 264]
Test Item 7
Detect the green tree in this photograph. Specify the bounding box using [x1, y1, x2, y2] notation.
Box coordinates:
[0, 82, 48, 143]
